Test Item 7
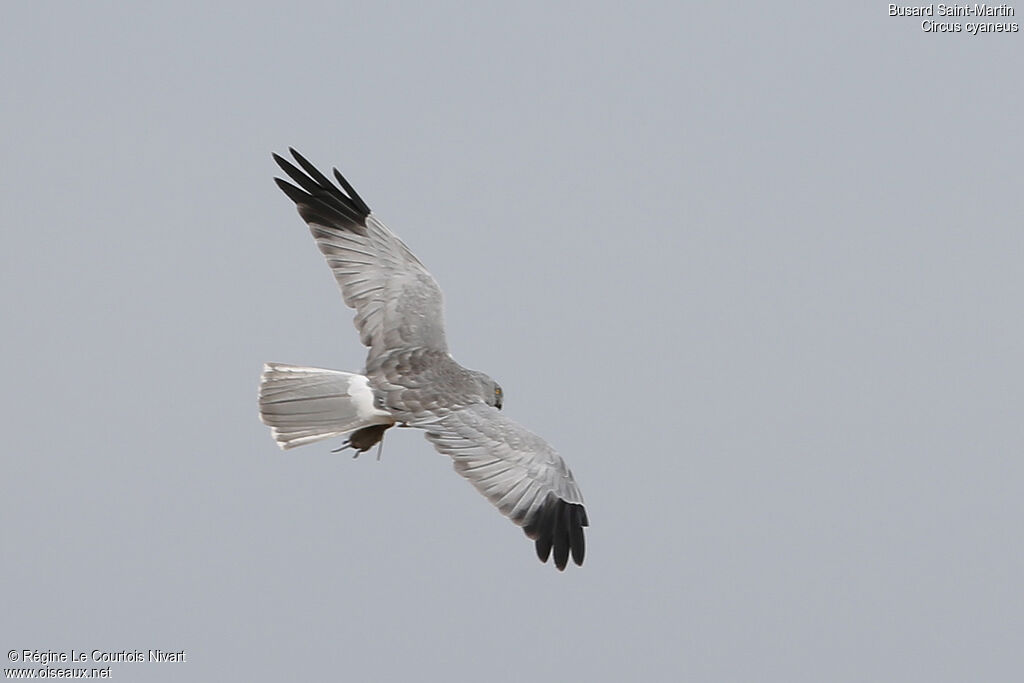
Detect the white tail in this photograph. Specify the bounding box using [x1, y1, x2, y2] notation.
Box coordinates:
[258, 363, 394, 449]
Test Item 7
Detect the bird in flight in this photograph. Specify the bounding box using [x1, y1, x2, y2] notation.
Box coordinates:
[259, 149, 588, 570]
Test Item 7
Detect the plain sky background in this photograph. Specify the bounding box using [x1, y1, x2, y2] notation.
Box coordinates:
[2, 3, 1022, 681]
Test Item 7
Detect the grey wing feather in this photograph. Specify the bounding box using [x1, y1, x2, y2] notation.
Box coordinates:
[273, 149, 448, 362]
[412, 404, 588, 570]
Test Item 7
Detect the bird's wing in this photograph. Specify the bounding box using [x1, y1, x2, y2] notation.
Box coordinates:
[410, 403, 588, 570]
[273, 149, 448, 362]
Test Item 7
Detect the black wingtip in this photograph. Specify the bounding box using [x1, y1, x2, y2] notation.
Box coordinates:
[570, 506, 586, 567]
[272, 148, 371, 232]
[332, 167, 371, 216]
[285, 147, 314, 173]
[553, 503, 570, 570]
[524, 497, 587, 570]
[273, 176, 304, 202]
[535, 535, 553, 564]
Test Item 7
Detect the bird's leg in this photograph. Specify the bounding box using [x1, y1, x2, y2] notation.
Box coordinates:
[331, 439, 363, 458]
[375, 438, 385, 461]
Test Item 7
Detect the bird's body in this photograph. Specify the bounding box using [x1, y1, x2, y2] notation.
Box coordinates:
[259, 149, 588, 569]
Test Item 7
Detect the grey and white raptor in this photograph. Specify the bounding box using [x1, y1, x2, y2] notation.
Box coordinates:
[259, 149, 588, 570]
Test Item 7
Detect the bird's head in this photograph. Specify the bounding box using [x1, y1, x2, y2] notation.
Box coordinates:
[474, 372, 504, 410]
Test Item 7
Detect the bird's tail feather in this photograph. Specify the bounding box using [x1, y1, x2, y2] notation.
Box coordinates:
[259, 363, 393, 449]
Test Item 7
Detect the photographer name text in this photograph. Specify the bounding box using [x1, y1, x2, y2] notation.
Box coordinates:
[12, 649, 186, 665]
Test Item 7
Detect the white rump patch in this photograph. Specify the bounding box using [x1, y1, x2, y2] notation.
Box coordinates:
[348, 374, 392, 421]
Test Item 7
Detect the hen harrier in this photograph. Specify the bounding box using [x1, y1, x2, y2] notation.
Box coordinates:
[259, 149, 588, 570]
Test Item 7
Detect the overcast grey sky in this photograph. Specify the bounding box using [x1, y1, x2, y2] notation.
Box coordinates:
[3, 2, 1022, 681]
